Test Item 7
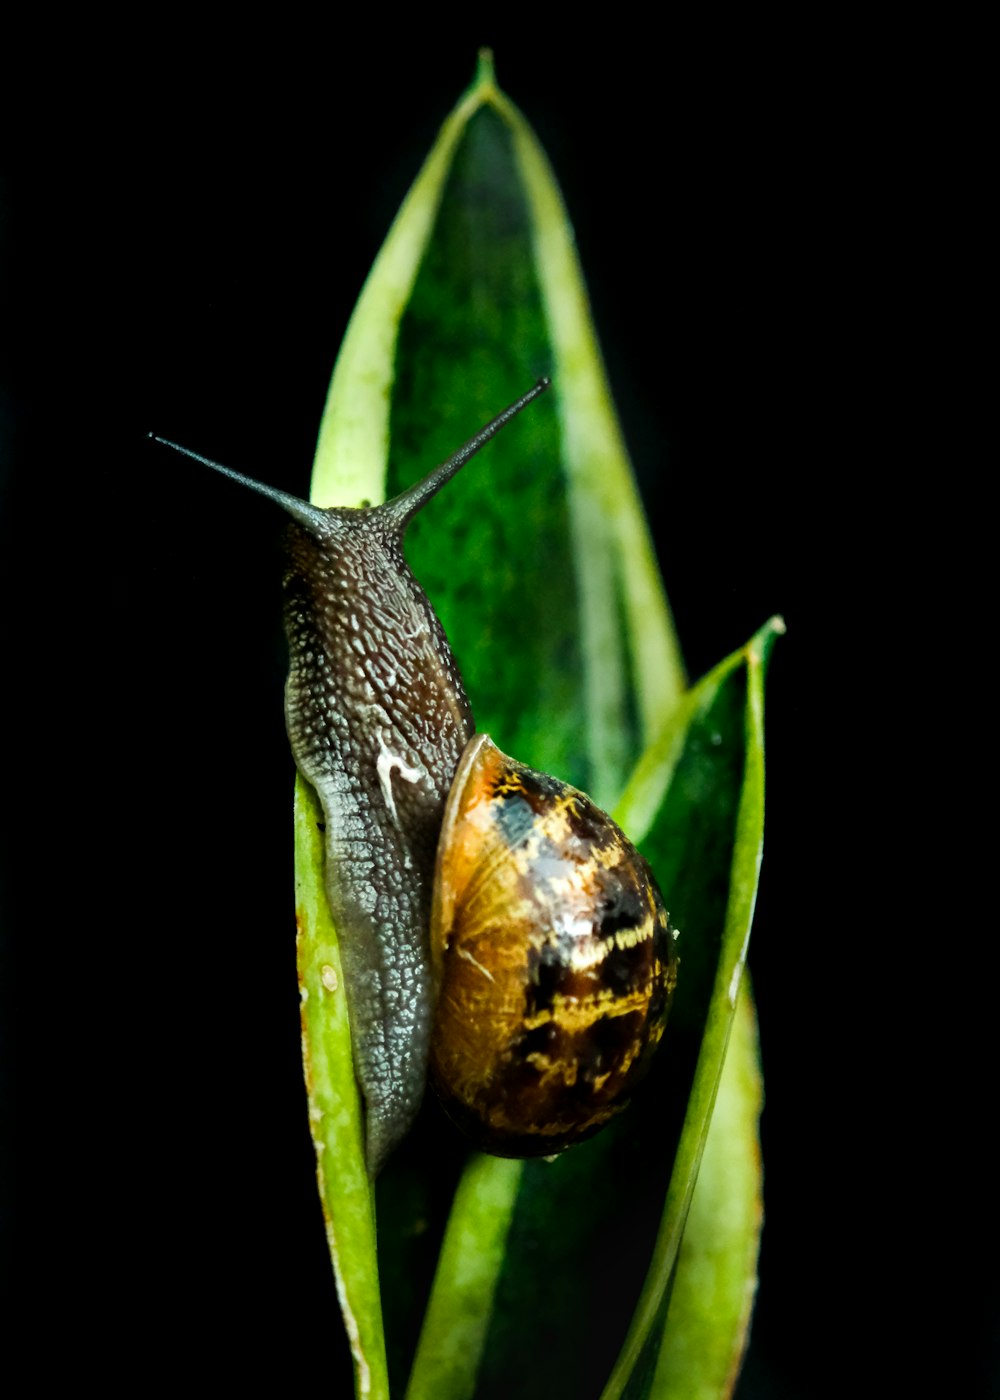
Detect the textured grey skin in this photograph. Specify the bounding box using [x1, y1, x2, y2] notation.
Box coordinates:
[283, 512, 474, 1175]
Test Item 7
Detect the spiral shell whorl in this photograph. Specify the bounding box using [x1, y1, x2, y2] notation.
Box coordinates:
[429, 736, 677, 1157]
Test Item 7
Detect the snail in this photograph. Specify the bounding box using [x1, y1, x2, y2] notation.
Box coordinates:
[152, 379, 677, 1176]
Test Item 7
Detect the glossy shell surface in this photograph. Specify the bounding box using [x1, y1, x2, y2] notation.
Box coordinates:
[429, 735, 677, 1156]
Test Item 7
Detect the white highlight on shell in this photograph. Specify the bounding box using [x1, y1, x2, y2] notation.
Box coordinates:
[375, 732, 424, 827]
[321, 964, 339, 992]
[456, 946, 496, 982]
[556, 910, 601, 945]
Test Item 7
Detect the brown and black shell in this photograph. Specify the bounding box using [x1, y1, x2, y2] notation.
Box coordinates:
[428, 735, 678, 1157]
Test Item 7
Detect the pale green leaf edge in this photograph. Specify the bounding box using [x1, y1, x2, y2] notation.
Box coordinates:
[600, 616, 782, 1400]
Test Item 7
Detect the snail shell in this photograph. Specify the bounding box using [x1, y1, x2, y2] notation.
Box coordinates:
[153, 380, 676, 1174]
[430, 735, 676, 1157]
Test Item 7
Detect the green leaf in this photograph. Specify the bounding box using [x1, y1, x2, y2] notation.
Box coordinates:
[651, 980, 763, 1400]
[294, 51, 780, 1400]
[295, 776, 388, 1399]
[604, 618, 779, 1399]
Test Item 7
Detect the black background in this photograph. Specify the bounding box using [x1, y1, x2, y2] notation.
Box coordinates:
[1, 22, 988, 1398]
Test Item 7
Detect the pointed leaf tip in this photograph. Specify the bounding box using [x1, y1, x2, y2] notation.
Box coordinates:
[475, 47, 496, 91]
[748, 615, 786, 669]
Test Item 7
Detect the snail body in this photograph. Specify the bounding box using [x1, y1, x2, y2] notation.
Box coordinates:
[281, 487, 475, 1174]
[154, 381, 676, 1175]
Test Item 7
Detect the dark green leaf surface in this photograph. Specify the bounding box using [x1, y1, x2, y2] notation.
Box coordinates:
[294, 54, 777, 1400]
[389, 105, 586, 791]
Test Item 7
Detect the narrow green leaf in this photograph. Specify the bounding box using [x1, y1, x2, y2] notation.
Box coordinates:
[404, 1156, 524, 1400]
[651, 981, 763, 1399]
[603, 617, 782, 1400]
[294, 778, 388, 1400]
